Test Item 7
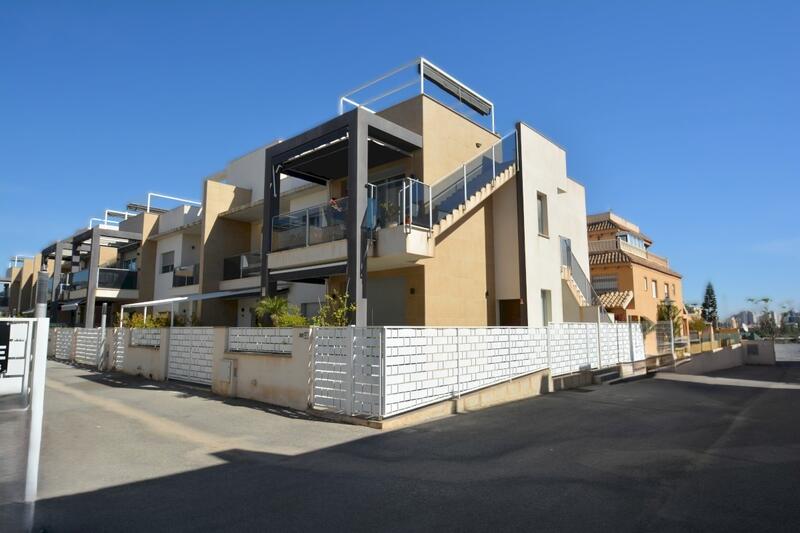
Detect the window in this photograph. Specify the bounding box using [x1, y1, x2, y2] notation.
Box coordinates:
[652, 280, 657, 298]
[593, 275, 618, 294]
[643, 277, 648, 291]
[537, 192, 549, 237]
[664, 283, 670, 298]
[541, 289, 552, 326]
[161, 251, 174, 274]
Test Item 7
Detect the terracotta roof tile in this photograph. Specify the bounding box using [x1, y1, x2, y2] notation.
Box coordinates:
[598, 290, 634, 309]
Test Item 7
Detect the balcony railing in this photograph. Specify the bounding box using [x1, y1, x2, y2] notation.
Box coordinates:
[98, 268, 138, 290]
[64, 268, 138, 292]
[272, 197, 349, 252]
[366, 177, 432, 232]
[223, 253, 261, 280]
[69, 269, 90, 291]
[430, 131, 518, 225]
[172, 264, 199, 287]
[588, 239, 669, 268]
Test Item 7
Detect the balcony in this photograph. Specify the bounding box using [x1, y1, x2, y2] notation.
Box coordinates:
[98, 268, 138, 290]
[220, 253, 262, 291]
[588, 239, 670, 268]
[272, 197, 349, 252]
[222, 253, 261, 280]
[63, 268, 138, 299]
[172, 264, 199, 287]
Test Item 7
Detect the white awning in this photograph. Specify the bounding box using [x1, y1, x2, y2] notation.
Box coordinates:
[120, 288, 260, 311]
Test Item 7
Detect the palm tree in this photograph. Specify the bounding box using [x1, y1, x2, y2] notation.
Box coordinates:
[253, 296, 289, 326]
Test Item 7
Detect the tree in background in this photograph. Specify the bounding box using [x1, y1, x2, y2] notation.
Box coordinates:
[689, 316, 707, 339]
[748, 297, 777, 338]
[701, 283, 718, 329]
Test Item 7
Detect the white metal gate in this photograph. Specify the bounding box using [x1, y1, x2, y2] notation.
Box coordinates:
[54, 328, 75, 361]
[0, 322, 32, 396]
[167, 327, 214, 385]
[74, 328, 103, 367]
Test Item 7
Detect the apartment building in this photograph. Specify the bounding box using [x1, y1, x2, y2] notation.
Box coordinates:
[5, 256, 35, 316]
[207, 58, 598, 327]
[587, 211, 687, 350]
[27, 59, 600, 329]
[38, 209, 160, 327]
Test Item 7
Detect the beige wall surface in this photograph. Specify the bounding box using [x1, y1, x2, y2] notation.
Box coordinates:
[119, 329, 169, 381]
[137, 212, 159, 302]
[199, 180, 253, 326]
[492, 180, 520, 302]
[419, 96, 499, 186]
[213, 329, 312, 411]
[423, 202, 495, 326]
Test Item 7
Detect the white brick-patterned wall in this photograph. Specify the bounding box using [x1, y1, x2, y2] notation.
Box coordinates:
[310, 322, 648, 419]
[131, 328, 161, 347]
[74, 328, 102, 366]
[227, 327, 293, 354]
[55, 328, 75, 360]
[382, 327, 550, 416]
[167, 327, 214, 385]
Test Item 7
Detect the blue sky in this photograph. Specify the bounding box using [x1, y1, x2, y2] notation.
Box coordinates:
[1, 1, 797, 316]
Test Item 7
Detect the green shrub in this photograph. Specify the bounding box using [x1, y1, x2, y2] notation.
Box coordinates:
[312, 292, 356, 327]
[254, 296, 308, 327]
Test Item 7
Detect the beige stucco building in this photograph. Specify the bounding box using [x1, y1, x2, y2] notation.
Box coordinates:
[30, 59, 602, 329]
[587, 211, 687, 352]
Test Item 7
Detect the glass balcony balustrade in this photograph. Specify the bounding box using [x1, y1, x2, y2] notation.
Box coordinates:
[172, 264, 199, 287]
[272, 197, 349, 252]
[222, 253, 262, 280]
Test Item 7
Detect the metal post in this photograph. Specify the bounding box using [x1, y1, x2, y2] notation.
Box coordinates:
[596, 314, 602, 369]
[25, 316, 50, 506]
[670, 322, 675, 359]
[628, 316, 634, 363]
[34, 269, 48, 319]
[99, 302, 107, 368]
[462, 164, 468, 206]
[305, 208, 310, 247]
[492, 143, 497, 182]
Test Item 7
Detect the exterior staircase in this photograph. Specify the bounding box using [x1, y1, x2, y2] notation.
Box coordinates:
[427, 131, 519, 239]
[561, 265, 590, 307]
[431, 165, 517, 238]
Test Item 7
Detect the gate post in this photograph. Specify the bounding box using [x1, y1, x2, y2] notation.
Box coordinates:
[346, 326, 355, 416]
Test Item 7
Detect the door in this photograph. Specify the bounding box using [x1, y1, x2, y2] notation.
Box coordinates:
[498, 299, 522, 326]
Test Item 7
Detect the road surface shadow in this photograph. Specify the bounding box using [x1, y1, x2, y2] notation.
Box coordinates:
[17, 372, 800, 532]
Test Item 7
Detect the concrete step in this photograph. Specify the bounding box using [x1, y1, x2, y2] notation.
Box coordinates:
[592, 369, 621, 384]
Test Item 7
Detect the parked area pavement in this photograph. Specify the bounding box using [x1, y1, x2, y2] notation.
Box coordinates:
[6, 361, 800, 532]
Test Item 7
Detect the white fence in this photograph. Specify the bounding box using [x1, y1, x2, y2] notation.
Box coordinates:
[48, 321, 646, 420]
[74, 328, 103, 366]
[167, 327, 214, 385]
[227, 327, 293, 354]
[312, 323, 645, 418]
[775, 341, 800, 362]
[131, 328, 161, 347]
[54, 328, 75, 360]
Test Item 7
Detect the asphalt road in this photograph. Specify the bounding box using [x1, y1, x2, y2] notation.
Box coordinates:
[7, 361, 800, 532]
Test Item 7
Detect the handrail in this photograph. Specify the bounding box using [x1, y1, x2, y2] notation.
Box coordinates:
[560, 242, 611, 321]
[430, 130, 518, 225]
[430, 130, 515, 200]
